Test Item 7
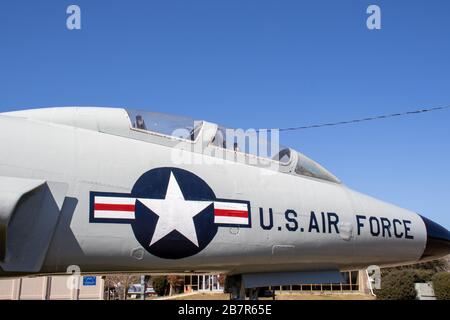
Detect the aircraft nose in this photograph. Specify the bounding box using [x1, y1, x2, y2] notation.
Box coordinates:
[419, 215, 450, 261]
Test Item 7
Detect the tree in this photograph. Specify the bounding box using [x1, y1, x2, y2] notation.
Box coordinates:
[167, 275, 184, 295]
[396, 259, 448, 273]
[104, 274, 140, 300]
[432, 272, 450, 300]
[218, 274, 226, 288]
[151, 276, 168, 296]
[375, 270, 417, 300]
[375, 258, 449, 300]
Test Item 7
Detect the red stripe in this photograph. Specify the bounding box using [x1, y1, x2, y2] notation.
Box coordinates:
[94, 203, 135, 212]
[214, 209, 248, 218]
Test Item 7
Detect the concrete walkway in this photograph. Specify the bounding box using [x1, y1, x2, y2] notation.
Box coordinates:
[153, 292, 198, 300]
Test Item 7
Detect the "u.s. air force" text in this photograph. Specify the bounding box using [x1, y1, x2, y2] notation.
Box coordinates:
[258, 208, 414, 239]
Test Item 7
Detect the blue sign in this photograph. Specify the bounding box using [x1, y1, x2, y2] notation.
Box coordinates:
[83, 276, 97, 286]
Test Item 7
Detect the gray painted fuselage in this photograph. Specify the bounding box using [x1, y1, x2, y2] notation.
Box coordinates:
[0, 107, 448, 277]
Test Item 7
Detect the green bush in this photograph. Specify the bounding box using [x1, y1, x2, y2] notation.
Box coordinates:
[375, 270, 417, 300]
[412, 269, 434, 282]
[432, 272, 450, 300]
[151, 276, 168, 296]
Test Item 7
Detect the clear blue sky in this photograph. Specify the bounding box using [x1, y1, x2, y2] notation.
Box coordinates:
[1, 1, 449, 228]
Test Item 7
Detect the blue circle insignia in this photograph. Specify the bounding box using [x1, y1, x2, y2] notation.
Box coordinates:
[130, 168, 218, 259]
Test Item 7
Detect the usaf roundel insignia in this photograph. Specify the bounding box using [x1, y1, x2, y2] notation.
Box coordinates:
[89, 167, 251, 259]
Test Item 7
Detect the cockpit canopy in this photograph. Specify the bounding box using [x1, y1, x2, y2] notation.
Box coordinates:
[295, 152, 339, 183]
[127, 109, 202, 141]
[126, 109, 340, 184]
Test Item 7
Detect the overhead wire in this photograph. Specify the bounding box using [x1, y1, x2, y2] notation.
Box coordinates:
[266, 105, 450, 132]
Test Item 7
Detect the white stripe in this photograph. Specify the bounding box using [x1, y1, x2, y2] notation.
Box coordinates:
[94, 210, 135, 219]
[214, 201, 248, 212]
[95, 196, 136, 205]
[214, 216, 249, 225]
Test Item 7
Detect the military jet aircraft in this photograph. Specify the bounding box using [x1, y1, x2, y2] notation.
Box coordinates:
[0, 107, 449, 298]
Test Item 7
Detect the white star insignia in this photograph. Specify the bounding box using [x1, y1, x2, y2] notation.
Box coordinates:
[138, 172, 212, 247]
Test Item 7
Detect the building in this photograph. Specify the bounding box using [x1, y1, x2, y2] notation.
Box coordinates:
[0, 276, 104, 300]
[0, 270, 370, 300]
[183, 270, 371, 295]
[184, 274, 224, 293]
[266, 271, 371, 294]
